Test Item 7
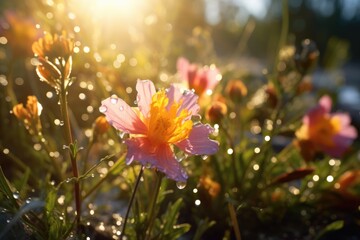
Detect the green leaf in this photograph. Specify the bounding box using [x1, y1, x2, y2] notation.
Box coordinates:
[0, 200, 45, 239]
[0, 166, 19, 210]
[17, 167, 31, 195]
[315, 220, 344, 240]
[193, 218, 216, 240]
[156, 198, 190, 239]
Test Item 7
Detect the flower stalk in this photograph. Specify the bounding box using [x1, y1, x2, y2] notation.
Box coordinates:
[121, 166, 144, 238]
[59, 74, 81, 226]
[145, 171, 163, 240]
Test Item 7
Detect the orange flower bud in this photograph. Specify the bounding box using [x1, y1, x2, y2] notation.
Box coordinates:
[225, 79, 247, 102]
[297, 77, 313, 94]
[13, 96, 42, 134]
[199, 176, 221, 198]
[225, 80, 248, 102]
[265, 83, 278, 108]
[93, 116, 110, 136]
[206, 101, 227, 124]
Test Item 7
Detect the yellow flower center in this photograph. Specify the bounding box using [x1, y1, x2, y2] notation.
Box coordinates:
[310, 115, 341, 147]
[297, 115, 341, 147]
[147, 90, 193, 146]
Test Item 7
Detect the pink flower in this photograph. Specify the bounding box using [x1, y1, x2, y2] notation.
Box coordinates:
[100, 80, 219, 181]
[177, 57, 221, 97]
[295, 95, 357, 158]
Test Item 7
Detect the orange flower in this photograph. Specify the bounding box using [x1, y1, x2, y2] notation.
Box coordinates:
[32, 31, 73, 61]
[32, 31, 73, 90]
[13, 96, 42, 135]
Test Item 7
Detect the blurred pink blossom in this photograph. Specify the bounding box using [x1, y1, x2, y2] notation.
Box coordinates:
[177, 57, 221, 97]
[296, 95, 357, 158]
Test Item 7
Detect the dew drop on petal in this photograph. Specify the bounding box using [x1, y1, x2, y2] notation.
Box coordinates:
[110, 95, 118, 104]
[176, 181, 187, 189]
[119, 106, 124, 111]
[12, 192, 20, 199]
[99, 105, 107, 113]
[191, 114, 202, 125]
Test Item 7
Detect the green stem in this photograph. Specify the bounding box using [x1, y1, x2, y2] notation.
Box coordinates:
[58, 68, 81, 226]
[272, 0, 289, 94]
[121, 166, 144, 238]
[145, 171, 163, 240]
[228, 203, 242, 240]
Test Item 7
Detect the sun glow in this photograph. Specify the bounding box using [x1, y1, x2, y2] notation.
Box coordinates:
[85, 0, 145, 18]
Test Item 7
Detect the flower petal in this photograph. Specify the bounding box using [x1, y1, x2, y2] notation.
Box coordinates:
[201, 66, 220, 91]
[333, 113, 351, 128]
[101, 96, 147, 134]
[176, 123, 219, 155]
[166, 84, 200, 116]
[125, 138, 187, 182]
[176, 57, 190, 81]
[319, 95, 332, 112]
[136, 79, 156, 118]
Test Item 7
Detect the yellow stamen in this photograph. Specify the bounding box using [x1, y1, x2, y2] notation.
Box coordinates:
[147, 90, 192, 146]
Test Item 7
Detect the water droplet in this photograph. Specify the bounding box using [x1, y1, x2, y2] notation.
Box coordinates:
[201, 155, 208, 160]
[119, 132, 129, 139]
[99, 105, 107, 113]
[119, 106, 124, 111]
[66, 178, 71, 183]
[191, 114, 202, 125]
[176, 181, 187, 189]
[110, 95, 118, 104]
[183, 89, 194, 96]
[26, 198, 31, 204]
[136, 95, 140, 103]
[13, 192, 20, 199]
[176, 151, 188, 162]
[59, 121, 64, 126]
